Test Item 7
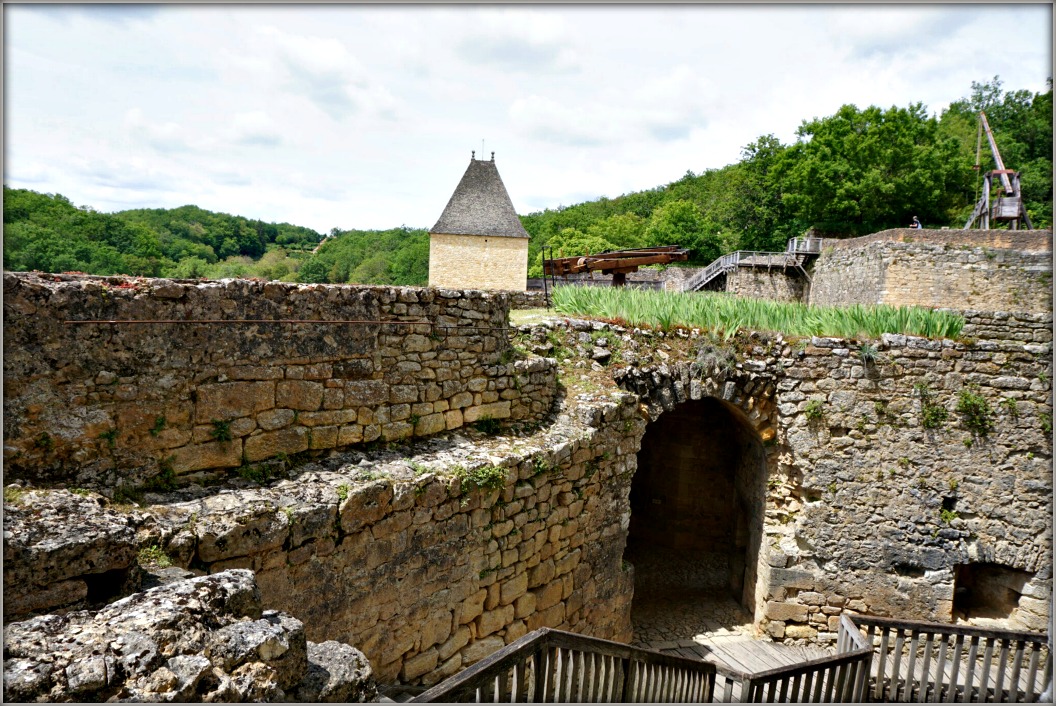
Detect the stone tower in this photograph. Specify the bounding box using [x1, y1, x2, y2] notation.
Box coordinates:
[428, 152, 530, 291]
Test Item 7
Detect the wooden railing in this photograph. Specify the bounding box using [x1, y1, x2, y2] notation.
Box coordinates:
[682, 237, 830, 292]
[708, 614, 873, 702]
[410, 628, 716, 703]
[852, 614, 1051, 703]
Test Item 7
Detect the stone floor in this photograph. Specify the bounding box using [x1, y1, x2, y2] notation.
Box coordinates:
[626, 544, 755, 649]
[625, 543, 833, 672]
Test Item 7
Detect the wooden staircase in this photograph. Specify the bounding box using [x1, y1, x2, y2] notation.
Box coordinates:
[681, 237, 830, 293]
[410, 614, 1051, 702]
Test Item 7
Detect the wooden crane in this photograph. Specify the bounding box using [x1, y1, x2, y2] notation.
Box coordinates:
[543, 246, 689, 287]
[964, 111, 1033, 230]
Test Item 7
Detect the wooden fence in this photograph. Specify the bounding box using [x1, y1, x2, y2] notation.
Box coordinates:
[708, 614, 872, 703]
[411, 616, 1049, 702]
[852, 614, 1051, 703]
[410, 628, 715, 703]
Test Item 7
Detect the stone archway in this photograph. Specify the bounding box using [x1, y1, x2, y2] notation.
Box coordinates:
[616, 363, 781, 645]
[624, 395, 769, 646]
[629, 397, 766, 600]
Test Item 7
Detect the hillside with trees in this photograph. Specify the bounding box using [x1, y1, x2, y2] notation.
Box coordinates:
[520, 77, 1052, 275]
[4, 77, 1050, 285]
[3, 189, 324, 280]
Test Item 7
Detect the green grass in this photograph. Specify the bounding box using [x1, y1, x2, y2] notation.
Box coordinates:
[454, 464, 508, 493]
[138, 545, 172, 568]
[551, 286, 964, 340]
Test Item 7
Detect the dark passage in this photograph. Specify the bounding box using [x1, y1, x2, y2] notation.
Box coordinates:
[625, 398, 766, 644]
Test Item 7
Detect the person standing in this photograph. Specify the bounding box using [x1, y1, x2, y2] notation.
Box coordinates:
[910, 216, 922, 229]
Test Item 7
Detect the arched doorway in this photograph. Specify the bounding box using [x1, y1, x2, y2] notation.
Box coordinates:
[625, 397, 767, 645]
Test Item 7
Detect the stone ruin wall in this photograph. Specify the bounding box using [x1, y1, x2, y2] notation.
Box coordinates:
[619, 310, 1052, 641]
[4, 392, 642, 688]
[2, 273, 555, 489]
[725, 268, 808, 303]
[808, 228, 1053, 312]
[3, 270, 1053, 691]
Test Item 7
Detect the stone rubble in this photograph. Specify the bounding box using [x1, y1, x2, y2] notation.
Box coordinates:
[2, 569, 376, 703]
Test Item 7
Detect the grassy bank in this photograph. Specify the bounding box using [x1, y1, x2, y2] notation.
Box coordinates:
[551, 286, 965, 340]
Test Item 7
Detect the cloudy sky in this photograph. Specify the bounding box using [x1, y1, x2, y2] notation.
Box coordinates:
[4, 3, 1052, 234]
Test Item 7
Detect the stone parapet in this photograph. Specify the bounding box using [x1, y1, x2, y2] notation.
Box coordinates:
[2, 387, 641, 685]
[808, 229, 1052, 312]
[2, 273, 556, 488]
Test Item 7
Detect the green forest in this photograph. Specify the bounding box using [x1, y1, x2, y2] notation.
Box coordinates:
[4, 77, 1051, 285]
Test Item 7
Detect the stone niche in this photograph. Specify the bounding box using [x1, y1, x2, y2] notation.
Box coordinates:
[953, 563, 1045, 630]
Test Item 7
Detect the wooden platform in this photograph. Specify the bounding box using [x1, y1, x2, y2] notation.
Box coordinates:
[655, 637, 834, 702]
[668, 638, 832, 674]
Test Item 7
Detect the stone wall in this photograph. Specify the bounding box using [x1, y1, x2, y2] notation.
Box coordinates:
[726, 268, 808, 302]
[3, 270, 1052, 689]
[428, 233, 529, 291]
[3, 389, 642, 687]
[808, 228, 1053, 312]
[508, 290, 551, 310]
[2, 273, 555, 488]
[616, 311, 1053, 640]
[3, 569, 378, 702]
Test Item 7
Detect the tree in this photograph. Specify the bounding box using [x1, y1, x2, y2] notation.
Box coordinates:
[585, 213, 647, 250]
[778, 103, 966, 235]
[725, 135, 802, 251]
[643, 200, 722, 263]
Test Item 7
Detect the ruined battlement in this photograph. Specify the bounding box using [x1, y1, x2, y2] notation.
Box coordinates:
[3, 251, 1053, 698]
[714, 228, 1054, 313]
[2, 273, 555, 489]
[808, 228, 1053, 312]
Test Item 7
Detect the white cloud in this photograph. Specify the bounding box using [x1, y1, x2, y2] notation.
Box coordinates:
[68, 154, 182, 194]
[510, 65, 713, 146]
[3, 4, 1051, 233]
[228, 111, 283, 147]
[456, 10, 580, 73]
[123, 108, 206, 154]
[251, 25, 399, 121]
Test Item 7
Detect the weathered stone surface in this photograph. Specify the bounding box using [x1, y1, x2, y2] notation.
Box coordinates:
[243, 427, 310, 462]
[210, 610, 307, 690]
[463, 401, 512, 423]
[766, 601, 809, 622]
[3, 489, 138, 621]
[460, 636, 505, 666]
[195, 381, 276, 423]
[171, 440, 243, 473]
[277, 380, 325, 411]
[293, 640, 377, 702]
[2, 570, 376, 703]
[194, 494, 289, 563]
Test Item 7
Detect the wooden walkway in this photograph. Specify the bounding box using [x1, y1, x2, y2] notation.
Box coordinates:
[666, 638, 832, 674]
[657, 637, 834, 702]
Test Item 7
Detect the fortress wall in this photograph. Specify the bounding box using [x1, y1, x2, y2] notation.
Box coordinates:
[3, 392, 642, 687]
[2, 273, 556, 488]
[3, 266, 1052, 686]
[615, 314, 1052, 641]
[726, 268, 808, 303]
[809, 228, 1053, 312]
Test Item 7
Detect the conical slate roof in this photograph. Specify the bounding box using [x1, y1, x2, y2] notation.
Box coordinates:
[430, 156, 530, 239]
